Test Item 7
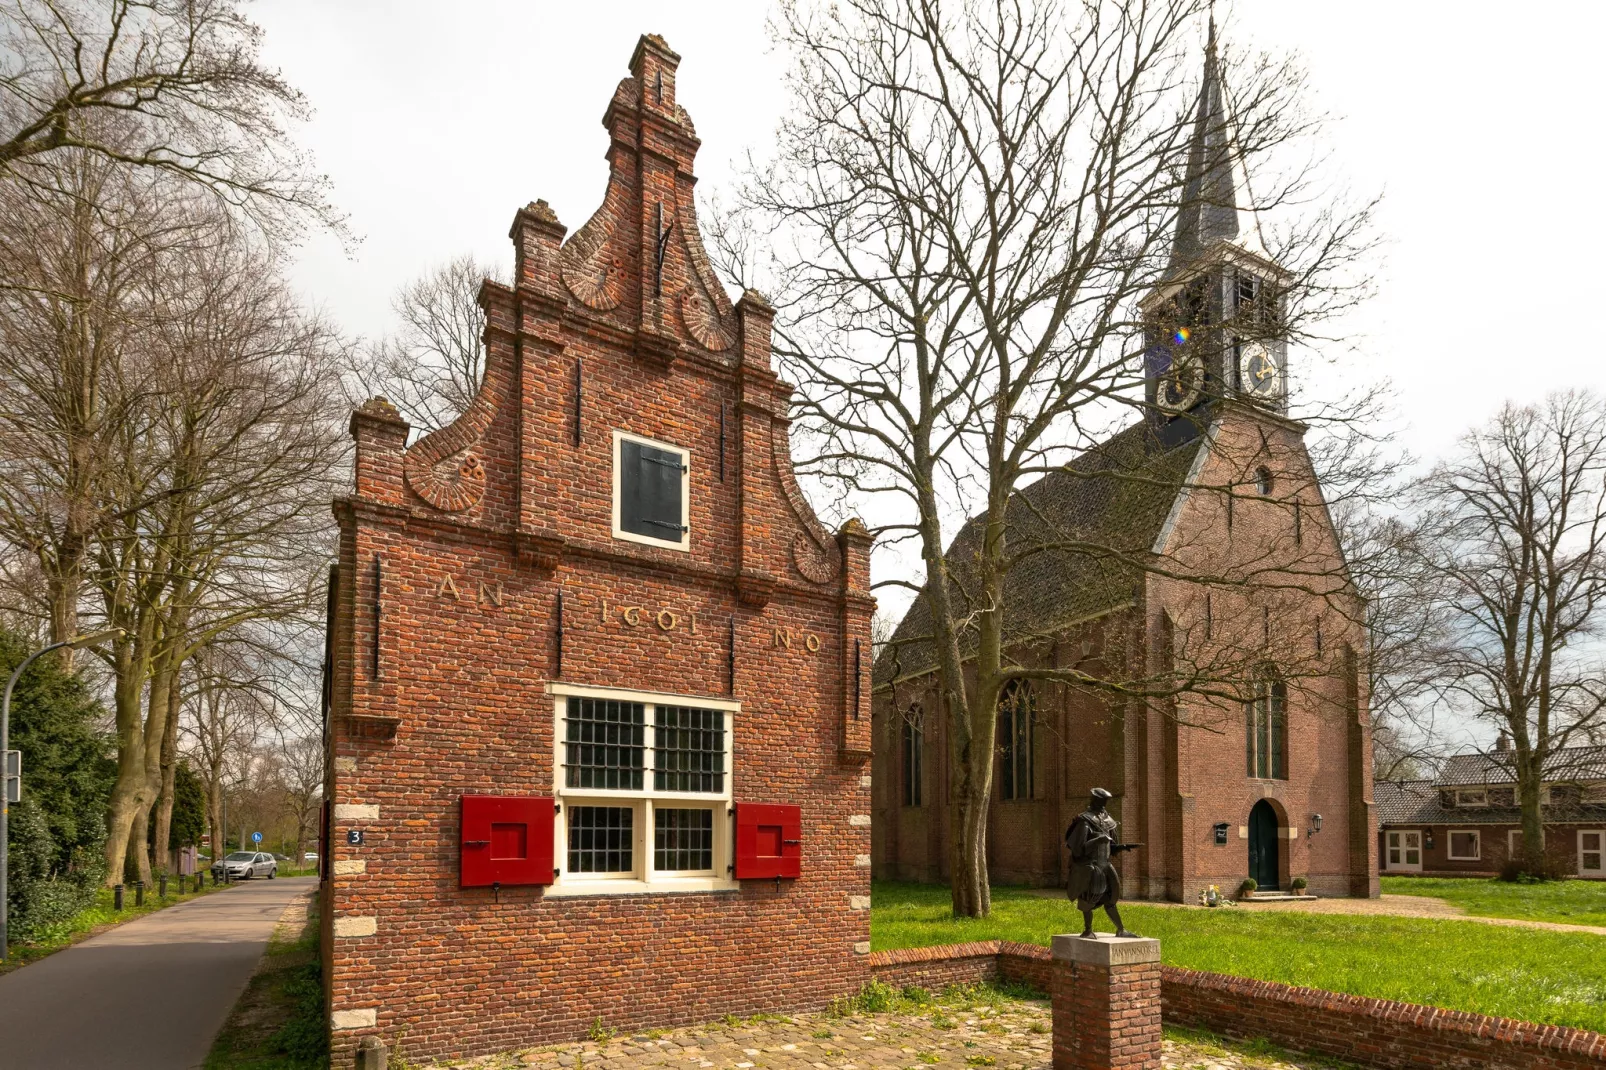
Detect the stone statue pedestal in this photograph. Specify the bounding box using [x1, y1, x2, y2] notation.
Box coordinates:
[1050, 934, 1162, 1070]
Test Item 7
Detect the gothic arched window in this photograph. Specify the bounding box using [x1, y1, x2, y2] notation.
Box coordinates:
[901, 706, 924, 808]
[1246, 669, 1287, 780]
[998, 680, 1037, 801]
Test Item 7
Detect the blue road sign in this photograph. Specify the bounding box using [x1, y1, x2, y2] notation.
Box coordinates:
[251, 831, 262, 843]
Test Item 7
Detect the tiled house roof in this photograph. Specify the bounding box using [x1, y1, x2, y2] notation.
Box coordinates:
[1375, 780, 1438, 825]
[1436, 745, 1606, 787]
[874, 419, 1204, 686]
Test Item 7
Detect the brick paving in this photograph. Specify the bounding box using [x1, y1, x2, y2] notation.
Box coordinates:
[414, 989, 1352, 1070]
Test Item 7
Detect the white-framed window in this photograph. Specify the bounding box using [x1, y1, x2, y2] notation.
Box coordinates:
[1507, 828, 1544, 856]
[1447, 829, 1481, 860]
[1385, 829, 1422, 871]
[612, 430, 691, 551]
[547, 682, 736, 896]
[1455, 788, 1487, 807]
[1581, 831, 1604, 876]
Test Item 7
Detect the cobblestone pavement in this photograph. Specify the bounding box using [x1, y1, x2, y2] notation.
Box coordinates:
[416, 989, 1352, 1070]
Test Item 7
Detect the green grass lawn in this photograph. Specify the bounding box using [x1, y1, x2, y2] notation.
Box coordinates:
[1381, 874, 1606, 927]
[872, 881, 1606, 1034]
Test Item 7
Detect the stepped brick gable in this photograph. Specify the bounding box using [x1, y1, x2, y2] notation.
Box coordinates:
[324, 34, 874, 1064]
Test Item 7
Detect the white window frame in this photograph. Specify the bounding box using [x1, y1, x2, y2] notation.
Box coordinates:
[1507, 828, 1544, 856]
[1447, 828, 1482, 861]
[1455, 788, 1487, 807]
[1580, 830, 1605, 877]
[1385, 829, 1422, 872]
[611, 430, 691, 552]
[547, 682, 737, 896]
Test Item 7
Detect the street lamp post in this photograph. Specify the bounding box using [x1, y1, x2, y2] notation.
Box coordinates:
[1, 629, 124, 961]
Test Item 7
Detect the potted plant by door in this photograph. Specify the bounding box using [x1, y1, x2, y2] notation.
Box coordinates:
[1239, 877, 1258, 900]
[1291, 876, 1309, 895]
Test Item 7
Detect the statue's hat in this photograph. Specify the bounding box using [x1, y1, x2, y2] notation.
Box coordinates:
[1090, 787, 1113, 800]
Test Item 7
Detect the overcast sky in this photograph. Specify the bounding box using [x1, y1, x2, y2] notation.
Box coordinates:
[250, 2, 1605, 754]
[255, 0, 1604, 468]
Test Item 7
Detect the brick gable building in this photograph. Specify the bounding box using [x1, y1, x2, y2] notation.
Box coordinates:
[871, 31, 1377, 903]
[323, 36, 874, 1064]
[1377, 743, 1606, 878]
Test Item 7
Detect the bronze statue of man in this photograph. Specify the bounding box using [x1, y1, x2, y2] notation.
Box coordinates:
[1065, 787, 1143, 938]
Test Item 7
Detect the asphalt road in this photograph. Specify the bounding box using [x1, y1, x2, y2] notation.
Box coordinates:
[0, 875, 315, 1069]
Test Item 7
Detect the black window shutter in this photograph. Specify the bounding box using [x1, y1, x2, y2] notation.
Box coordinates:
[621, 439, 685, 541]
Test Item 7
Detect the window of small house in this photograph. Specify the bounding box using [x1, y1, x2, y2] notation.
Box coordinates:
[1256, 467, 1274, 495]
[1245, 670, 1287, 780]
[613, 431, 690, 550]
[1508, 828, 1544, 856]
[1448, 830, 1481, 860]
[550, 684, 736, 895]
[1456, 789, 1487, 807]
[901, 707, 924, 808]
[998, 681, 1037, 801]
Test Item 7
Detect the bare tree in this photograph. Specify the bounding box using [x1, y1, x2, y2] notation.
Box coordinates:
[0, 151, 195, 659]
[94, 223, 344, 885]
[0, 0, 340, 239]
[1412, 391, 1606, 871]
[346, 254, 507, 433]
[278, 732, 321, 863]
[715, 0, 1375, 915]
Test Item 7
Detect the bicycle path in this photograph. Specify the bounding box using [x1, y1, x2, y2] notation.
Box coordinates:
[0, 875, 314, 1069]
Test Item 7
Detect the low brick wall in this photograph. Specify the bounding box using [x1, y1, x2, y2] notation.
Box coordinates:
[870, 942, 1606, 1069]
[867, 941, 1054, 995]
[1163, 967, 1606, 1070]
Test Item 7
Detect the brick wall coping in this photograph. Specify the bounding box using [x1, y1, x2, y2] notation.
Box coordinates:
[1163, 966, 1606, 1058]
[865, 941, 1049, 970]
[869, 941, 1606, 1062]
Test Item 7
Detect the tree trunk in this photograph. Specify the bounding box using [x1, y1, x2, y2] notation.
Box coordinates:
[153, 679, 181, 874]
[103, 633, 154, 885]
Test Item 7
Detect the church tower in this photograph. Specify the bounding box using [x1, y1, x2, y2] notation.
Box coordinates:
[1143, 20, 1290, 428]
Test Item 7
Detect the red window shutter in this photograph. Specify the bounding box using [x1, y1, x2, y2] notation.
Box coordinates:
[460, 795, 556, 887]
[734, 802, 802, 879]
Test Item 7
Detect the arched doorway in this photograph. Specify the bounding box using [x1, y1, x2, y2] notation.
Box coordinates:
[1248, 800, 1280, 891]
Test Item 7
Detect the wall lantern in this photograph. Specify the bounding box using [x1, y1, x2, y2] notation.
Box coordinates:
[1424, 831, 1435, 851]
[1212, 822, 1230, 846]
[1307, 813, 1323, 837]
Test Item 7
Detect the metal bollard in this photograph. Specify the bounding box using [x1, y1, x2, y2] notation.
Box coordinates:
[134, 881, 144, 907]
[355, 1035, 388, 1070]
[159, 874, 167, 899]
[113, 884, 124, 911]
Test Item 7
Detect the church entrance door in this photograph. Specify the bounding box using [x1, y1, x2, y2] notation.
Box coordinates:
[1248, 800, 1280, 891]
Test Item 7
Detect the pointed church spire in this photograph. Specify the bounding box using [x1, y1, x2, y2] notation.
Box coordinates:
[1170, 14, 1242, 268]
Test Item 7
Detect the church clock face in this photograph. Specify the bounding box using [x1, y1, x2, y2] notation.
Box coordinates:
[1157, 353, 1204, 414]
[1240, 342, 1279, 398]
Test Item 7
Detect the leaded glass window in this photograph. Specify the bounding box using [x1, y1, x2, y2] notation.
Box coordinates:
[564, 697, 645, 789]
[568, 805, 634, 873]
[1245, 672, 1287, 780]
[654, 706, 725, 792]
[653, 807, 714, 872]
[999, 681, 1036, 801]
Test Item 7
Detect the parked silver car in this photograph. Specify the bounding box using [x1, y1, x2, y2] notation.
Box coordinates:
[211, 850, 277, 880]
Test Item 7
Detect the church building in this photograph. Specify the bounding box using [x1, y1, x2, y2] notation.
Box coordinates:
[323, 36, 874, 1064]
[871, 31, 1377, 904]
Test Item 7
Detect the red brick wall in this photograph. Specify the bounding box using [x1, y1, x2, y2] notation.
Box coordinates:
[877, 943, 1606, 1070]
[866, 941, 1053, 993]
[873, 410, 1378, 901]
[326, 36, 874, 1064]
[1163, 966, 1606, 1070]
[1381, 823, 1606, 878]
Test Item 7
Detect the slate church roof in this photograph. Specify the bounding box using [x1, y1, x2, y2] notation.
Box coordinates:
[875, 418, 1205, 686]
